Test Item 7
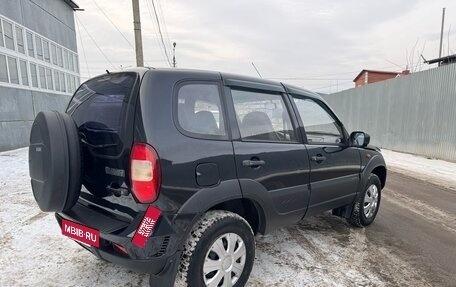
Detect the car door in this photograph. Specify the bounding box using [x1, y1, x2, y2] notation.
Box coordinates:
[288, 92, 361, 216]
[224, 79, 311, 233]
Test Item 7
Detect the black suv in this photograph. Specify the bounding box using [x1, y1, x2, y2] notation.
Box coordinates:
[29, 68, 386, 287]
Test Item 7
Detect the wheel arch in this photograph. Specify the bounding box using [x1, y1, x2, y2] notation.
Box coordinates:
[177, 179, 267, 235]
[208, 198, 266, 235]
[360, 154, 387, 191]
[371, 165, 387, 188]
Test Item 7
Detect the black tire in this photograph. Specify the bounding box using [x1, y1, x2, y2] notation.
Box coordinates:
[29, 111, 82, 212]
[347, 174, 382, 227]
[176, 211, 255, 287]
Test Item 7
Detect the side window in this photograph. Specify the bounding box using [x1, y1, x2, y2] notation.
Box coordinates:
[57, 46, 63, 67]
[177, 83, 226, 138]
[0, 21, 4, 47]
[59, 72, 65, 92]
[231, 89, 297, 142]
[3, 20, 15, 50]
[35, 36, 43, 60]
[30, 63, 38, 87]
[7, 57, 19, 84]
[26, 32, 34, 57]
[38, 65, 46, 89]
[45, 68, 53, 90]
[19, 60, 28, 86]
[15, 26, 25, 54]
[0, 55, 8, 83]
[43, 40, 50, 63]
[292, 97, 344, 145]
[51, 44, 57, 65]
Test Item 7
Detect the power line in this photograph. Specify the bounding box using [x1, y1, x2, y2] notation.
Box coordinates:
[156, 0, 173, 54]
[75, 16, 90, 78]
[148, 0, 172, 66]
[75, 15, 116, 70]
[267, 64, 410, 81]
[143, 0, 169, 65]
[311, 80, 353, 92]
[91, 0, 134, 49]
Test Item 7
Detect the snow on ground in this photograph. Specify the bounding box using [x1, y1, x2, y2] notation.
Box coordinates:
[381, 149, 456, 191]
[0, 147, 453, 286]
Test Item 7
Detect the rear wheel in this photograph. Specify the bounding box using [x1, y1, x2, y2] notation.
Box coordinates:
[347, 174, 382, 227]
[176, 211, 255, 287]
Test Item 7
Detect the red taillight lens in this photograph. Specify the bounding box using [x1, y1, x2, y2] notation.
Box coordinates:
[130, 143, 161, 203]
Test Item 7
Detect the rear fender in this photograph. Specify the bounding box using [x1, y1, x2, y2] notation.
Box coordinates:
[177, 179, 242, 215]
[176, 179, 271, 234]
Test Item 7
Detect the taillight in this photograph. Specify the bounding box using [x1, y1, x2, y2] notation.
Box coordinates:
[130, 143, 161, 203]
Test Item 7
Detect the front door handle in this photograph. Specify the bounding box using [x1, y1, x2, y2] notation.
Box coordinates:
[311, 154, 326, 163]
[242, 159, 266, 167]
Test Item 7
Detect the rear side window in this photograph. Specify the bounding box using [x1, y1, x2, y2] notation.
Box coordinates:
[176, 83, 226, 138]
[67, 73, 137, 132]
[231, 89, 297, 142]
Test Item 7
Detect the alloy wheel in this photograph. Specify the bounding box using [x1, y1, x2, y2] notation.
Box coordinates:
[363, 184, 379, 218]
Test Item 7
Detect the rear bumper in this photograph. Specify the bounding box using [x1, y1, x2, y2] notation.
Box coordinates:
[55, 201, 197, 279]
[72, 239, 181, 276]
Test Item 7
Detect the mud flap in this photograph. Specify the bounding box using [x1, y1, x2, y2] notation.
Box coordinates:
[149, 251, 182, 287]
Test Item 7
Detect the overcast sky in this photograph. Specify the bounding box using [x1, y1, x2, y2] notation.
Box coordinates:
[75, 0, 456, 93]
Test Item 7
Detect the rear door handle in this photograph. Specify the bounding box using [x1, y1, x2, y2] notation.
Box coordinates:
[242, 159, 266, 167]
[311, 155, 326, 163]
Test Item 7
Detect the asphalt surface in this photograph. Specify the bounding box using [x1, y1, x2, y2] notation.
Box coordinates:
[367, 171, 456, 287]
[249, 170, 456, 287]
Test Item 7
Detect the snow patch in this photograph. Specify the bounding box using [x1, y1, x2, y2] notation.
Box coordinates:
[381, 149, 456, 191]
[0, 147, 446, 286]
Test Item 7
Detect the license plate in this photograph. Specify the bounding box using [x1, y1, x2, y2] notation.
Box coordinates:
[61, 219, 100, 248]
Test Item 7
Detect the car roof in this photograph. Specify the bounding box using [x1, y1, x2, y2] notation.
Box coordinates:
[105, 67, 324, 101]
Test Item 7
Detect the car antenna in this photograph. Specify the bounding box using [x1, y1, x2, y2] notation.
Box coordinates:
[106, 69, 111, 74]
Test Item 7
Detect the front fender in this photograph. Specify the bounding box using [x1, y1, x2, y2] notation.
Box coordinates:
[359, 150, 387, 193]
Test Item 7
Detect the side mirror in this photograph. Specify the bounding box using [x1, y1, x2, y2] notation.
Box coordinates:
[350, 131, 370, 147]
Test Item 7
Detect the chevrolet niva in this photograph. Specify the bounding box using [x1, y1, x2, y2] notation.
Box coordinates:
[29, 68, 386, 287]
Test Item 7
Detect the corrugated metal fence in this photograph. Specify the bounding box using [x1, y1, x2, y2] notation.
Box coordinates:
[324, 63, 456, 162]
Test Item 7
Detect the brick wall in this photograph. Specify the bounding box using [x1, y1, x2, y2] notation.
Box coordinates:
[355, 71, 398, 87]
[367, 73, 397, 84]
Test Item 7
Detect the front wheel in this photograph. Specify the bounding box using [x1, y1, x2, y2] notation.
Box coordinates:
[176, 211, 255, 287]
[347, 174, 382, 227]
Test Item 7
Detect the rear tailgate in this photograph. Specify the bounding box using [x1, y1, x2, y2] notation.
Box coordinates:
[67, 72, 144, 217]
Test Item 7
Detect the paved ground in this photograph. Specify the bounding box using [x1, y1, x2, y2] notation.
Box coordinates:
[250, 171, 456, 287]
[369, 172, 456, 286]
[0, 148, 455, 286]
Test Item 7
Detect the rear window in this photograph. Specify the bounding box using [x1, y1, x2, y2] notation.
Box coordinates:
[67, 73, 137, 131]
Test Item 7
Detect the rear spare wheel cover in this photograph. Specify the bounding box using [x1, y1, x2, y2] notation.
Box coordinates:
[29, 111, 81, 212]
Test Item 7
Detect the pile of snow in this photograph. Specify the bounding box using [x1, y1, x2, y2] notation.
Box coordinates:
[381, 149, 456, 191]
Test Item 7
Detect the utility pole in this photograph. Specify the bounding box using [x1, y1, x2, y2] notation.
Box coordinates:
[438, 7, 446, 66]
[132, 0, 144, 67]
[172, 42, 177, 68]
